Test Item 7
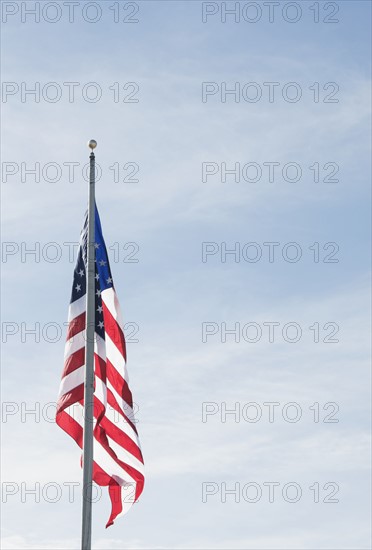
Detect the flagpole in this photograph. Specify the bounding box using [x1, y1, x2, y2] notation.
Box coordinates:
[81, 139, 97, 550]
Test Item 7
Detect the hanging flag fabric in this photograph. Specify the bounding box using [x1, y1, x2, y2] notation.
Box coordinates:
[56, 205, 144, 527]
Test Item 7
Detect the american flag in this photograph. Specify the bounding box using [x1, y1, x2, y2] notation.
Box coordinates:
[56, 205, 144, 527]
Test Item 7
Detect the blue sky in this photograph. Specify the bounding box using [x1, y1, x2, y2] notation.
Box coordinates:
[1, 1, 371, 548]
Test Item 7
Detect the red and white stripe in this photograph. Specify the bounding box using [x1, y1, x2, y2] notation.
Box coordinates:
[56, 288, 145, 527]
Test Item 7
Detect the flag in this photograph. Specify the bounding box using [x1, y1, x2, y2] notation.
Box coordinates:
[56, 204, 144, 527]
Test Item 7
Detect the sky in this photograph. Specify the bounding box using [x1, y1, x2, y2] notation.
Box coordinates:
[1, 1, 371, 548]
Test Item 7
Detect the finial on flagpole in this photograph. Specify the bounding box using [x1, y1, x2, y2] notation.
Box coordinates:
[88, 139, 97, 152]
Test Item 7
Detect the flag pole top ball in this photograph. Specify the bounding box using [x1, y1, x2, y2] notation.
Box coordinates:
[88, 139, 97, 151]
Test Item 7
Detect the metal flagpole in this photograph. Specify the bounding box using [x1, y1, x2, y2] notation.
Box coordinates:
[81, 139, 97, 550]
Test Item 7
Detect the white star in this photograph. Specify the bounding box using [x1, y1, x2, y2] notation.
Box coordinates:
[96, 289, 101, 297]
[94, 243, 100, 249]
[75, 284, 81, 292]
[106, 277, 112, 284]
[78, 269, 84, 277]
[95, 273, 100, 281]
[99, 259, 106, 267]
[98, 321, 104, 329]
[97, 305, 103, 313]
